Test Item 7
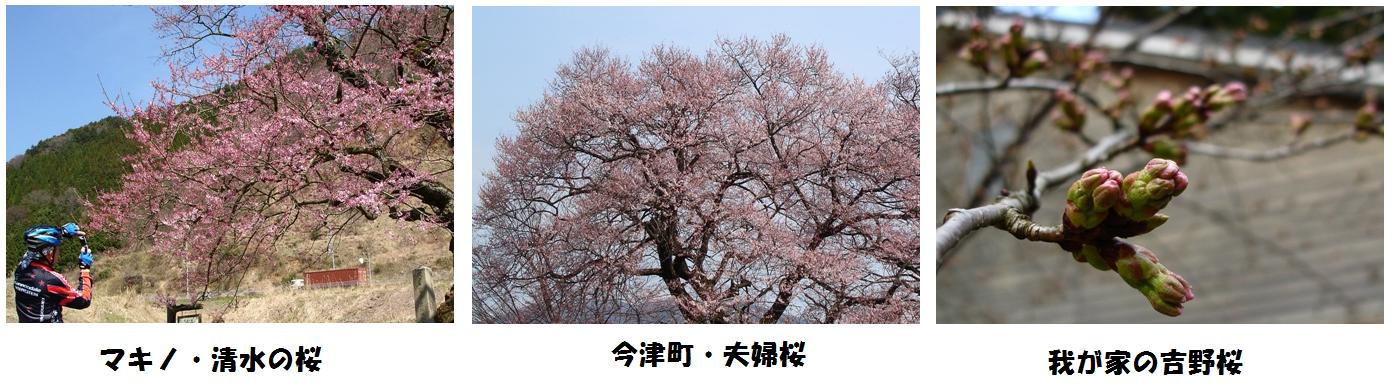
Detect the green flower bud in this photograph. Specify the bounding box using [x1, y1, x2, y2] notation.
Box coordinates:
[1206, 82, 1248, 111]
[1144, 137, 1188, 166]
[1017, 49, 1049, 77]
[1064, 167, 1123, 230]
[1116, 158, 1189, 221]
[1355, 101, 1380, 140]
[1008, 19, 1026, 50]
[1138, 91, 1173, 134]
[1112, 241, 1194, 317]
[999, 35, 1018, 70]
[1053, 114, 1077, 133]
[1072, 242, 1112, 271]
[959, 40, 991, 71]
[1152, 90, 1173, 112]
[1204, 84, 1223, 99]
[968, 20, 984, 39]
[1169, 96, 1200, 137]
[1141, 213, 1169, 233]
[1053, 88, 1086, 133]
[1098, 212, 1169, 239]
[1074, 50, 1105, 82]
[1066, 44, 1084, 64]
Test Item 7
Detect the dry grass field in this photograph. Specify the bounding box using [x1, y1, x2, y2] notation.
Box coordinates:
[7, 218, 453, 323]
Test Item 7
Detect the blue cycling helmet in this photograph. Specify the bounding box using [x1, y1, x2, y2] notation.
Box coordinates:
[24, 226, 64, 251]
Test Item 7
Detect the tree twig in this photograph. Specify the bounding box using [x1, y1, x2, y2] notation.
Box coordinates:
[1120, 6, 1197, 53]
[1184, 132, 1355, 162]
[935, 78, 1117, 123]
[937, 130, 1137, 261]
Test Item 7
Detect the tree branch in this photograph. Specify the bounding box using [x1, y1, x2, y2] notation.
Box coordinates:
[937, 129, 1136, 261]
[1183, 132, 1356, 162]
[1120, 6, 1197, 53]
[936, 78, 1118, 138]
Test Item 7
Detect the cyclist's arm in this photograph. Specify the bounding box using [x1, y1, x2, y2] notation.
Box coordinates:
[46, 269, 92, 309]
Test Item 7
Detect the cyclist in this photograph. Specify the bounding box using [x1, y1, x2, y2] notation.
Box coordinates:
[13, 223, 93, 322]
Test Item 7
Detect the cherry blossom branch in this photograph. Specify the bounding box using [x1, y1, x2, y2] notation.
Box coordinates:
[936, 194, 1034, 263]
[934, 77, 1109, 148]
[996, 205, 1065, 242]
[937, 130, 1137, 260]
[1182, 132, 1355, 162]
[938, 8, 1381, 318]
[956, 15, 1126, 210]
[1270, 7, 1381, 53]
[935, 78, 1110, 114]
[942, 79, 1290, 261]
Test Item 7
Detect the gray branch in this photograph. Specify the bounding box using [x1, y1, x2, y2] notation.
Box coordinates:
[936, 130, 1137, 260]
[1184, 132, 1355, 162]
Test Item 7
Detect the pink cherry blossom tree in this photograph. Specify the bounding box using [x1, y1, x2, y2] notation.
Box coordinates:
[473, 35, 920, 324]
[90, 5, 453, 305]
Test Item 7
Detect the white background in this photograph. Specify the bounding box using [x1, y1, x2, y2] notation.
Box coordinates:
[1, 1, 1391, 389]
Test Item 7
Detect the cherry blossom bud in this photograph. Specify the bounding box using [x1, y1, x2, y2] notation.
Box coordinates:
[1153, 91, 1173, 111]
[1224, 82, 1248, 101]
[1182, 86, 1203, 104]
[1115, 158, 1188, 221]
[1204, 83, 1223, 97]
[1017, 49, 1049, 76]
[1144, 137, 1188, 166]
[1071, 242, 1112, 271]
[959, 41, 991, 71]
[1172, 92, 1198, 120]
[1106, 66, 1133, 89]
[1074, 50, 1105, 81]
[998, 35, 1018, 68]
[1138, 213, 1170, 235]
[1357, 101, 1377, 128]
[1290, 113, 1312, 138]
[1009, 19, 1026, 44]
[1052, 88, 1086, 133]
[1345, 40, 1378, 66]
[1064, 167, 1122, 230]
[1171, 114, 1200, 137]
[1052, 113, 1077, 133]
[1106, 90, 1133, 120]
[1207, 81, 1248, 111]
[968, 20, 984, 38]
[1113, 242, 1194, 316]
[1067, 44, 1084, 64]
[1354, 101, 1381, 140]
[1137, 91, 1175, 135]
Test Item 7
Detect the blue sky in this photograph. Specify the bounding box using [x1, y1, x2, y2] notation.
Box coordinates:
[472, 6, 919, 207]
[997, 6, 1100, 24]
[5, 6, 169, 160]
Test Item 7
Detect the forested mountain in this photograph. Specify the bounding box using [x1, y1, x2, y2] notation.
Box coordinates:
[7, 116, 134, 273]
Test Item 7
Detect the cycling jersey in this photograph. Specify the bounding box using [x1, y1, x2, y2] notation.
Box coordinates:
[13, 257, 91, 323]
